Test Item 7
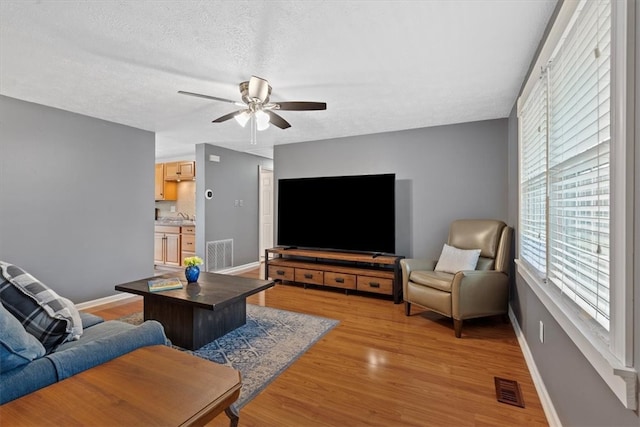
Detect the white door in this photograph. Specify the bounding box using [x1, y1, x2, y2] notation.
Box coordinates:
[259, 168, 274, 260]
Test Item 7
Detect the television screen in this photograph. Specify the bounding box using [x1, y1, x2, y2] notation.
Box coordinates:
[277, 173, 395, 254]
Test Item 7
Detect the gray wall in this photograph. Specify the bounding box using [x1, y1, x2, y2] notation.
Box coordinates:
[0, 95, 155, 303]
[274, 119, 509, 259]
[195, 144, 273, 267]
[506, 4, 640, 422]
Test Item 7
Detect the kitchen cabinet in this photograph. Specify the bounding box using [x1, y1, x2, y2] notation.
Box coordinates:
[180, 226, 196, 266]
[155, 164, 177, 201]
[155, 226, 181, 266]
[164, 161, 195, 181]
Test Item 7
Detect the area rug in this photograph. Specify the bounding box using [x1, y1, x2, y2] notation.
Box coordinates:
[118, 305, 338, 409]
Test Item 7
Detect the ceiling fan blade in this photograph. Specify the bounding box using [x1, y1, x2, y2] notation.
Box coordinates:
[178, 90, 243, 106]
[275, 101, 327, 111]
[212, 110, 244, 123]
[266, 111, 291, 129]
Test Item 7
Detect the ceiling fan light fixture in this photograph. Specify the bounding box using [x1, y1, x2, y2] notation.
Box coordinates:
[234, 110, 251, 127]
[255, 110, 270, 131]
[248, 76, 270, 103]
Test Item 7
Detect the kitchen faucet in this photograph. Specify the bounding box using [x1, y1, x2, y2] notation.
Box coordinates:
[178, 212, 189, 220]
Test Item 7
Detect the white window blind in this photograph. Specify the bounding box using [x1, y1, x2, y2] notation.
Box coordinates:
[517, 0, 636, 409]
[547, 0, 611, 331]
[519, 77, 547, 275]
[519, 0, 611, 332]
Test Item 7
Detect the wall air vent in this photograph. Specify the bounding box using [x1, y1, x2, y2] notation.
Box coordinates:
[206, 239, 233, 272]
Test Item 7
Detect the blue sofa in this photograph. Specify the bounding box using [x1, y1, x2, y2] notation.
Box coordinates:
[0, 311, 168, 404]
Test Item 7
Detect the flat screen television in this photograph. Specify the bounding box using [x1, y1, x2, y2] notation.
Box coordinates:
[277, 173, 395, 254]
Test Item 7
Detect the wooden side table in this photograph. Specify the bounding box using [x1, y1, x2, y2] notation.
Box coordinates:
[0, 345, 242, 427]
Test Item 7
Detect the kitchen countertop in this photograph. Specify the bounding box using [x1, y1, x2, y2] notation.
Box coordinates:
[155, 220, 196, 227]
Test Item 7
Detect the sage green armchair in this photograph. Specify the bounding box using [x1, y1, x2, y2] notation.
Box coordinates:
[400, 219, 512, 338]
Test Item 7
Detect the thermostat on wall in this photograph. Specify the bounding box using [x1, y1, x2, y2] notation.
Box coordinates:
[205, 189, 213, 199]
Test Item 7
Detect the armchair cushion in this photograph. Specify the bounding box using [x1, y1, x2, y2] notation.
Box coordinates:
[434, 244, 481, 274]
[409, 270, 455, 292]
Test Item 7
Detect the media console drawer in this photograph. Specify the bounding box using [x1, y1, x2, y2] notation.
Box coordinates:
[324, 272, 356, 290]
[357, 276, 393, 295]
[268, 265, 294, 281]
[295, 268, 324, 286]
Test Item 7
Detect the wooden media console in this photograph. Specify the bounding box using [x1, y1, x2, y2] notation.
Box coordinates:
[265, 247, 404, 303]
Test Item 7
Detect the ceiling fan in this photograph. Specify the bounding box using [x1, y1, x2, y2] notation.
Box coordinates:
[178, 76, 327, 133]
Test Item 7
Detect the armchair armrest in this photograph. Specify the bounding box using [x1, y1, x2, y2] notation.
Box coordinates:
[400, 258, 437, 274]
[400, 258, 437, 296]
[451, 270, 509, 320]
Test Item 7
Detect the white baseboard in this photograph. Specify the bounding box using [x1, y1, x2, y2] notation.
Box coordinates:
[76, 262, 262, 310]
[509, 307, 562, 427]
[76, 293, 136, 310]
[215, 261, 262, 275]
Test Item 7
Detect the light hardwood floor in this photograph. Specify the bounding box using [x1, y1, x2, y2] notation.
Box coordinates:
[87, 266, 548, 427]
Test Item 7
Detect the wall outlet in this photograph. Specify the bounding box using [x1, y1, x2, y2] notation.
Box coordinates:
[539, 321, 544, 343]
[234, 200, 239, 207]
[170, 205, 176, 213]
[239, 199, 244, 207]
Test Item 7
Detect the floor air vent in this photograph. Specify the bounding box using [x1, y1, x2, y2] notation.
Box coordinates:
[206, 239, 233, 272]
[494, 377, 525, 408]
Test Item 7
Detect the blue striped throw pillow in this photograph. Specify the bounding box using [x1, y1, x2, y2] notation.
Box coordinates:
[0, 262, 83, 353]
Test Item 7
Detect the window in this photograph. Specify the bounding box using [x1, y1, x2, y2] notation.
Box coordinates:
[517, 0, 636, 409]
[546, 0, 611, 333]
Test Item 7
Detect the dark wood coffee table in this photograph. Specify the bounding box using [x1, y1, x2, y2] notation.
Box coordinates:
[115, 272, 275, 350]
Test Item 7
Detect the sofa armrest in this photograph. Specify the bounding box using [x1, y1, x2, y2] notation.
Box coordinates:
[451, 271, 509, 320]
[47, 320, 168, 381]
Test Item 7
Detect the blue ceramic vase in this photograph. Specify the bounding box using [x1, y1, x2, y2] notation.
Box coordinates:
[185, 265, 200, 283]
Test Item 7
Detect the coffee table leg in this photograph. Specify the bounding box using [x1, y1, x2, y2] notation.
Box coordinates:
[225, 406, 239, 427]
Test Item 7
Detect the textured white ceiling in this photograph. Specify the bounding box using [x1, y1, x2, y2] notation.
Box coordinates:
[0, 0, 557, 159]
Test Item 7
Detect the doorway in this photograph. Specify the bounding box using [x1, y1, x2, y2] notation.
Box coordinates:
[258, 167, 274, 261]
